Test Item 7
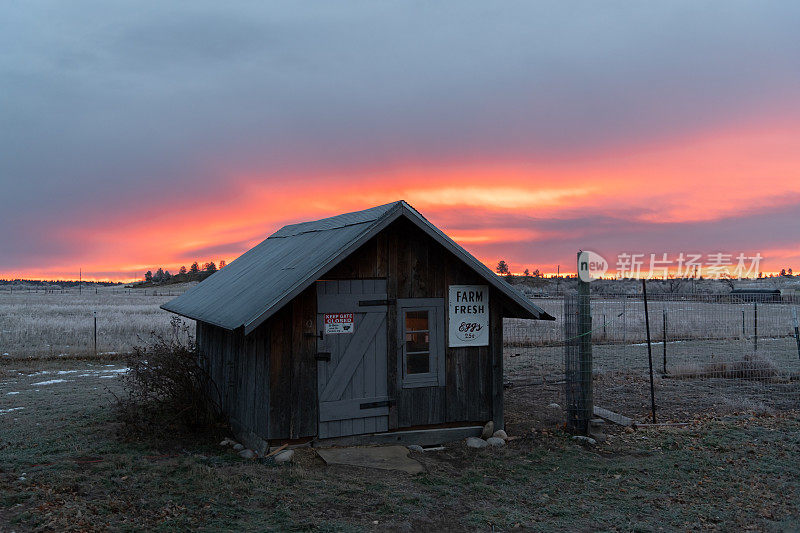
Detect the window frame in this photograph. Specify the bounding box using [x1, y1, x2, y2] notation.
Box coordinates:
[397, 298, 445, 388]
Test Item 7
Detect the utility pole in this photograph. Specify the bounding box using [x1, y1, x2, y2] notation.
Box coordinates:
[556, 264, 560, 294]
[79, 268, 82, 295]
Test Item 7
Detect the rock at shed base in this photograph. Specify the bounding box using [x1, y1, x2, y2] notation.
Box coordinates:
[273, 450, 294, 463]
[572, 435, 597, 446]
[589, 432, 607, 444]
[481, 421, 495, 440]
[407, 445, 424, 452]
[492, 429, 508, 440]
[548, 403, 561, 410]
[219, 439, 232, 447]
[486, 437, 506, 447]
[466, 437, 488, 449]
[232, 443, 245, 451]
[238, 449, 256, 459]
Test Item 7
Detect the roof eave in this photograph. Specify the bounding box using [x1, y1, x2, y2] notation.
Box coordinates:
[160, 303, 240, 330]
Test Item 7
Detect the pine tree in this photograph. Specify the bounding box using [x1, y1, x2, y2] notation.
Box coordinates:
[496, 260, 510, 276]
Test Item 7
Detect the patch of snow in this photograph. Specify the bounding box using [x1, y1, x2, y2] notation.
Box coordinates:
[631, 340, 685, 347]
[6, 391, 20, 395]
[2, 353, 9, 356]
[0, 407, 24, 414]
[31, 379, 69, 386]
[73, 367, 128, 378]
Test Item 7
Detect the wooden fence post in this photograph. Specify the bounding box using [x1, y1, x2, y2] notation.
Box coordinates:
[565, 252, 593, 435]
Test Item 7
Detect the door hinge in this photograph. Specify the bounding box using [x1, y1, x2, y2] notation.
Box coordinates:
[358, 299, 395, 307]
[360, 400, 393, 409]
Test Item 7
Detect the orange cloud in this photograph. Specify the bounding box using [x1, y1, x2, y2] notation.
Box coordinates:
[3, 112, 799, 281]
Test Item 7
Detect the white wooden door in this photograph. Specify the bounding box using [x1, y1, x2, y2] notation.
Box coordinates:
[316, 280, 389, 439]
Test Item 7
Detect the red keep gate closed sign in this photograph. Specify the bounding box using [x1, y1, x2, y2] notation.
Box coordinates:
[324, 313, 354, 334]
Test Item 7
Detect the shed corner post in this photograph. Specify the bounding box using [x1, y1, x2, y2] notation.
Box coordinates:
[491, 294, 504, 431]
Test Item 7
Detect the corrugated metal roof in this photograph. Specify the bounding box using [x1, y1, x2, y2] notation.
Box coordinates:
[162, 200, 553, 333]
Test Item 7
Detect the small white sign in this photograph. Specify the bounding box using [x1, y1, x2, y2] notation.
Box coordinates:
[324, 313, 354, 334]
[448, 285, 489, 347]
[577, 250, 608, 282]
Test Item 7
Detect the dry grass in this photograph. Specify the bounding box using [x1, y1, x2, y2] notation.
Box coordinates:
[0, 286, 194, 359]
[670, 353, 779, 381]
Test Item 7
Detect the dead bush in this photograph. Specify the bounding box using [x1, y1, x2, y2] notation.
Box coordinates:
[115, 318, 224, 436]
[670, 353, 779, 381]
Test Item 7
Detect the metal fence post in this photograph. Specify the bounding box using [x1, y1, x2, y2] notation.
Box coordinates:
[742, 308, 746, 340]
[93, 311, 97, 357]
[662, 307, 668, 375]
[642, 280, 656, 423]
[754, 303, 758, 353]
[792, 307, 800, 361]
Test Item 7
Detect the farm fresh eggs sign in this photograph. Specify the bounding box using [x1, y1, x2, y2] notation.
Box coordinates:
[448, 285, 489, 347]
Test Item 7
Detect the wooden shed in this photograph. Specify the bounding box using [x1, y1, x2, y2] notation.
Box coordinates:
[162, 201, 553, 450]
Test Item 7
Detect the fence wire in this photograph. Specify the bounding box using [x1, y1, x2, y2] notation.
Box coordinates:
[504, 292, 800, 428]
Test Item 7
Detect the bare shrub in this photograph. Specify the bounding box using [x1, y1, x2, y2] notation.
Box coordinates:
[115, 318, 224, 435]
[670, 353, 779, 381]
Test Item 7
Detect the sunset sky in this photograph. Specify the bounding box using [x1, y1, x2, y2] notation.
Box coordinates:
[1, 2, 799, 281]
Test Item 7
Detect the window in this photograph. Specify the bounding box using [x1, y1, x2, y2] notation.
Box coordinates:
[398, 299, 444, 388]
[405, 311, 430, 374]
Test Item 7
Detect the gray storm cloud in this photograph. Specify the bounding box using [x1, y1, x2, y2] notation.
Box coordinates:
[1, 1, 799, 274]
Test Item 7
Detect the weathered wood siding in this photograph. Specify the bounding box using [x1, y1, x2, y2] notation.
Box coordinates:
[196, 285, 317, 441]
[324, 217, 506, 430]
[198, 217, 510, 442]
[197, 321, 270, 438]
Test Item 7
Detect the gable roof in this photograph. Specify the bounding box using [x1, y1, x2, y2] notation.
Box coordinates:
[162, 201, 554, 333]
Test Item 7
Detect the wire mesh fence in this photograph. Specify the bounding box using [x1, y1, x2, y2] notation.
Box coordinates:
[0, 288, 193, 359]
[504, 290, 800, 429]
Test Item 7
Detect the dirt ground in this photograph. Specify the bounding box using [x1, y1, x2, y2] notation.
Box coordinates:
[3, 358, 800, 531]
[504, 338, 800, 435]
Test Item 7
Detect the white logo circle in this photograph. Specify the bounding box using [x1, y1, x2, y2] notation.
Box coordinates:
[578, 250, 608, 282]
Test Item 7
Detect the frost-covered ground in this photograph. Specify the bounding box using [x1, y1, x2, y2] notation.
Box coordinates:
[0, 286, 194, 359]
[2, 357, 800, 531]
[0, 361, 129, 419]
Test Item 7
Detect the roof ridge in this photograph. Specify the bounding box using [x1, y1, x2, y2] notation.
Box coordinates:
[161, 199, 552, 332]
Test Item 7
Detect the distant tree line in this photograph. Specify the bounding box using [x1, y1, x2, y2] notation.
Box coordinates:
[496, 260, 542, 281]
[141, 260, 227, 286]
[0, 279, 121, 287]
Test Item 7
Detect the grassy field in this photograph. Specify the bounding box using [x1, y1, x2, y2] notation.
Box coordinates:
[2, 358, 799, 531]
[0, 286, 194, 359]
